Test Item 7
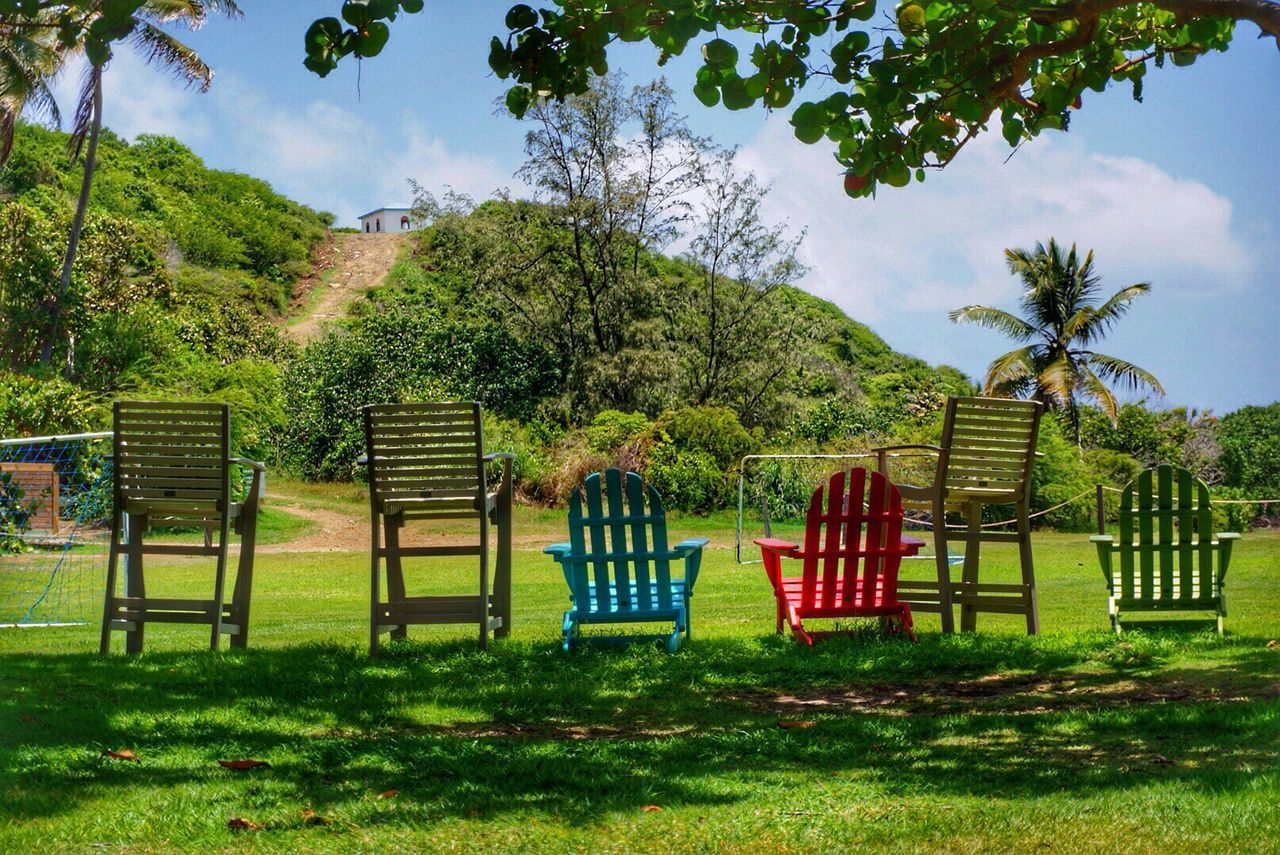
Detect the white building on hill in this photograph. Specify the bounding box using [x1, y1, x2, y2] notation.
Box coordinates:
[358, 206, 418, 233]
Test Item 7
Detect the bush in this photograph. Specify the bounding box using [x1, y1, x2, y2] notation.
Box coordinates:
[788, 397, 891, 445]
[0, 370, 98, 438]
[644, 437, 727, 513]
[652, 406, 756, 469]
[1218, 403, 1280, 495]
[585, 410, 650, 452]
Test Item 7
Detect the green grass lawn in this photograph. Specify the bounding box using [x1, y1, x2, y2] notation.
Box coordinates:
[2, 499, 1277, 853]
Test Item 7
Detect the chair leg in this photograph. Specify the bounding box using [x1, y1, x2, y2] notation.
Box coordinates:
[230, 480, 261, 650]
[959, 501, 982, 633]
[478, 514, 490, 652]
[493, 479, 513, 640]
[210, 518, 231, 652]
[125, 514, 146, 654]
[382, 515, 407, 642]
[369, 509, 381, 657]
[562, 612, 576, 654]
[932, 498, 955, 634]
[100, 534, 122, 655]
[1016, 501, 1039, 635]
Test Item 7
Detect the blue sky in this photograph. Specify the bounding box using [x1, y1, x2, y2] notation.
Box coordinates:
[50, 2, 1280, 414]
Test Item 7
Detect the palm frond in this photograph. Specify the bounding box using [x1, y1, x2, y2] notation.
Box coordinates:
[948, 305, 1038, 341]
[1037, 350, 1078, 407]
[982, 345, 1038, 396]
[67, 63, 99, 160]
[1072, 282, 1152, 344]
[1079, 364, 1120, 425]
[130, 23, 212, 90]
[1085, 352, 1165, 395]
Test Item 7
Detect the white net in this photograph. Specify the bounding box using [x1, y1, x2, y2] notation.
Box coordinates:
[0, 432, 111, 627]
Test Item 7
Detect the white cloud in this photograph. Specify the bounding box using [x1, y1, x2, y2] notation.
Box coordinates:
[46, 55, 518, 227]
[736, 118, 1259, 324]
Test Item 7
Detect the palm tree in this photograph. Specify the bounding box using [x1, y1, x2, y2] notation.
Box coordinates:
[44, 0, 243, 364]
[949, 239, 1164, 442]
[0, 16, 63, 164]
[0, 2, 241, 365]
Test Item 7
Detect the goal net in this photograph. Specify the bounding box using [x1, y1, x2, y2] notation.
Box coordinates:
[735, 452, 961, 565]
[0, 432, 112, 627]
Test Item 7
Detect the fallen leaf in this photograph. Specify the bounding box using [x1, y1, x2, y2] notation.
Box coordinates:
[378, 789, 399, 799]
[642, 805, 663, 813]
[777, 720, 816, 729]
[218, 759, 271, 770]
[301, 809, 328, 826]
[102, 749, 139, 762]
[227, 817, 261, 832]
[1267, 640, 1278, 650]
[1151, 754, 1175, 766]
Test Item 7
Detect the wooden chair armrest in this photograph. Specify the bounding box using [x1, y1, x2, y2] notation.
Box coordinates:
[229, 457, 266, 472]
[901, 536, 925, 556]
[1089, 535, 1115, 544]
[673, 537, 709, 555]
[673, 537, 709, 590]
[483, 452, 516, 461]
[544, 543, 572, 561]
[754, 537, 799, 557]
[1216, 532, 1241, 540]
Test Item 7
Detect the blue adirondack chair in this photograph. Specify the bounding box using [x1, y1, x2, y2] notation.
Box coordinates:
[545, 469, 709, 653]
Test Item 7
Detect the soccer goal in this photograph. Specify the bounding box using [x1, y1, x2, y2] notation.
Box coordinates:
[0, 432, 112, 627]
[735, 452, 962, 566]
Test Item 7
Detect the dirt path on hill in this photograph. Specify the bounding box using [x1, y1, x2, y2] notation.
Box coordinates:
[286, 232, 408, 342]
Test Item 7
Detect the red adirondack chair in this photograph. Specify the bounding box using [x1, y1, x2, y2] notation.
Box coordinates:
[756, 468, 924, 645]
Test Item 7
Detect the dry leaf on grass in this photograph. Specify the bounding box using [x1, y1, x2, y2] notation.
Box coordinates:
[777, 720, 816, 729]
[301, 809, 328, 826]
[218, 759, 271, 770]
[378, 790, 399, 799]
[102, 749, 139, 762]
[227, 817, 261, 832]
[1267, 640, 1278, 650]
[1152, 754, 1175, 766]
[642, 805, 663, 813]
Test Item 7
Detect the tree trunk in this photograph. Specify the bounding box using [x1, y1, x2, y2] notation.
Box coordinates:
[41, 65, 102, 367]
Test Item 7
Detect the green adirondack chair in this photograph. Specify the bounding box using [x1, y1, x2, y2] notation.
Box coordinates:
[1091, 464, 1240, 634]
[100, 401, 265, 654]
[546, 469, 708, 653]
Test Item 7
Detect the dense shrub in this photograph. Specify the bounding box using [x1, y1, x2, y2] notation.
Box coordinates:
[1217, 403, 1280, 495]
[0, 370, 98, 438]
[644, 438, 727, 513]
[651, 406, 756, 469]
[787, 397, 892, 445]
[585, 410, 650, 452]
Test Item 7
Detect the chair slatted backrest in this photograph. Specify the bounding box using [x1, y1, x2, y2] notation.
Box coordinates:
[796, 469, 906, 611]
[1115, 464, 1217, 605]
[942, 397, 1042, 499]
[364, 403, 485, 521]
[566, 469, 674, 615]
[114, 401, 229, 527]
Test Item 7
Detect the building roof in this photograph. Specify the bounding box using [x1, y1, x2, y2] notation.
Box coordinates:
[357, 207, 413, 219]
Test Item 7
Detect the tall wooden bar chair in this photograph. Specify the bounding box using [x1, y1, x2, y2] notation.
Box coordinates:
[875, 396, 1043, 634]
[100, 401, 264, 653]
[361, 402, 513, 656]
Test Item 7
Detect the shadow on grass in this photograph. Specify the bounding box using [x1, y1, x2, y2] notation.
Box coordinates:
[1, 631, 1277, 826]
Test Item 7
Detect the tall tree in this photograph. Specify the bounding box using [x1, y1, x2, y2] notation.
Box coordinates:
[950, 239, 1164, 441]
[309, 2, 1280, 196]
[0, 1, 241, 365]
[670, 146, 806, 423]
